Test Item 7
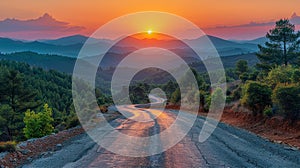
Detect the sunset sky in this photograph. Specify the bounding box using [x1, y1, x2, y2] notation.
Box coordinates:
[1, 0, 300, 40]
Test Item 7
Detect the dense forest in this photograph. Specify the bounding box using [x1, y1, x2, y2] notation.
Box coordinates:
[0, 60, 111, 142]
[0, 60, 74, 141]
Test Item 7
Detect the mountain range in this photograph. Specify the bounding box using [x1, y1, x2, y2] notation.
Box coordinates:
[0, 34, 264, 58]
[0, 34, 261, 85]
[0, 51, 259, 75]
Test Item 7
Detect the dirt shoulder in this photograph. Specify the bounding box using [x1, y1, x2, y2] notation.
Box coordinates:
[166, 104, 300, 149]
[221, 106, 300, 149]
[0, 127, 84, 168]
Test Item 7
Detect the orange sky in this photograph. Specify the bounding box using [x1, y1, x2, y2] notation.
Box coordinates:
[0, 0, 300, 40]
[1, 0, 299, 28]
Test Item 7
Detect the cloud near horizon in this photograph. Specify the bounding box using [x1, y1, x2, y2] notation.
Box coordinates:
[0, 13, 86, 40]
[209, 12, 300, 29]
[202, 12, 300, 40]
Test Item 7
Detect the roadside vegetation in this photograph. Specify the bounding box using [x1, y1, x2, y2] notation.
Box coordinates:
[231, 19, 300, 124]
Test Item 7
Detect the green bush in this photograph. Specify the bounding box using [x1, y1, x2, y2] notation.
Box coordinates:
[0, 141, 17, 152]
[226, 96, 233, 103]
[210, 87, 226, 112]
[231, 86, 242, 101]
[292, 69, 300, 83]
[241, 81, 272, 115]
[235, 60, 249, 77]
[264, 65, 295, 88]
[66, 115, 80, 129]
[170, 88, 181, 104]
[23, 104, 54, 139]
[263, 106, 273, 117]
[272, 84, 300, 123]
[239, 73, 249, 83]
[204, 95, 211, 112]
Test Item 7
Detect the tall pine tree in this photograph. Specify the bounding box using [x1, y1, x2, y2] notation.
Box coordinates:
[257, 19, 300, 71]
[0, 70, 40, 140]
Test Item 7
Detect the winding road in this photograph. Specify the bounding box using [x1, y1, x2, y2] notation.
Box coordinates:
[23, 97, 300, 168]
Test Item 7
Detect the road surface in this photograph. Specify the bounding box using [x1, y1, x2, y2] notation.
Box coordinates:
[23, 102, 300, 167]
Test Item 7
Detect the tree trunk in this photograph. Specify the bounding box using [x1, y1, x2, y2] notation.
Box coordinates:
[6, 125, 13, 141]
[283, 35, 287, 66]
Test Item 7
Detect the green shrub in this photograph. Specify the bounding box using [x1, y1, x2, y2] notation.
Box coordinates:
[239, 73, 249, 83]
[264, 65, 294, 88]
[226, 96, 233, 103]
[170, 88, 181, 104]
[0, 141, 17, 152]
[23, 104, 54, 139]
[292, 69, 300, 83]
[272, 84, 300, 123]
[263, 106, 273, 117]
[241, 81, 272, 115]
[231, 86, 242, 101]
[66, 115, 80, 129]
[210, 87, 226, 111]
[202, 95, 210, 112]
[235, 60, 249, 77]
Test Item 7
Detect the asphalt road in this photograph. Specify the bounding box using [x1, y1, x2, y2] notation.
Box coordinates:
[22, 103, 300, 168]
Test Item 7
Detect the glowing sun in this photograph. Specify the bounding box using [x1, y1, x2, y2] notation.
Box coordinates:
[147, 30, 152, 34]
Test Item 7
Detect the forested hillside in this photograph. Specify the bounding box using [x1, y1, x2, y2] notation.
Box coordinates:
[0, 52, 76, 73]
[0, 60, 111, 142]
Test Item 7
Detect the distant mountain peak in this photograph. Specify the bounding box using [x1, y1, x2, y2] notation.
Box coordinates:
[0, 13, 85, 40]
[290, 12, 300, 24]
[291, 12, 298, 18]
[35, 13, 62, 23]
[41, 13, 52, 19]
